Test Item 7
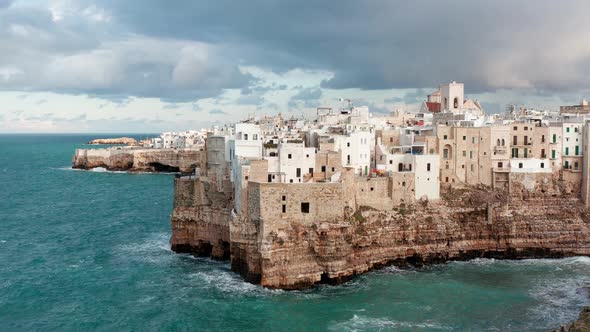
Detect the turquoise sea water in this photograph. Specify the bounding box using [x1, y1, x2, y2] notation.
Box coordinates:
[1, 134, 589, 331]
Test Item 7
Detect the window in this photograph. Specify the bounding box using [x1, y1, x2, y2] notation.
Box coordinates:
[309, 168, 313, 175]
[244, 134, 248, 140]
[462, 150, 466, 157]
[402, 181, 406, 187]
[513, 136, 518, 145]
[282, 195, 286, 201]
[370, 187, 374, 191]
[389, 160, 393, 164]
[575, 161, 579, 170]
[443, 149, 449, 159]
[524, 126, 528, 131]
[321, 165, 326, 172]
[512, 148, 518, 158]
[472, 137, 475, 144]
[471, 164, 474, 172]
[524, 136, 528, 145]
[389, 137, 393, 143]
[296, 168, 301, 177]
[513, 126, 517, 130]
[524, 149, 528, 158]
[306, 154, 309, 158]
[463, 136, 466, 141]
[282, 204, 286, 213]
[541, 149, 546, 158]
[347, 142, 350, 147]
[575, 127, 579, 133]
[268, 174, 272, 183]
[470, 151, 473, 159]
[540, 162, 545, 169]
[288, 154, 292, 159]
[301, 202, 310, 213]
[245, 176, 249, 181]
[567, 127, 570, 133]
[565, 161, 570, 169]
[429, 149, 434, 154]
[331, 167, 335, 172]
[502, 139, 505, 146]
[497, 139, 501, 146]
[398, 163, 403, 172]
[566, 147, 569, 156]
[519, 163, 523, 169]
[427, 163, 431, 171]
[443, 135, 448, 139]
[454, 97, 459, 108]
[498, 162, 503, 168]
[552, 150, 556, 159]
[553, 134, 557, 143]
[541, 135, 545, 143]
[445, 177, 449, 182]
[253, 134, 258, 140]
[576, 146, 579, 155]
[290, 179, 293, 183]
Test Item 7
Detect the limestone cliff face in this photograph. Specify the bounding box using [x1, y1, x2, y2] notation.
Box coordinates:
[170, 178, 590, 290]
[72, 148, 203, 173]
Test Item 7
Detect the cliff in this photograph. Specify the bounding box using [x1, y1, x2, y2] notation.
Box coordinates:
[170, 177, 590, 290]
[551, 306, 590, 332]
[72, 148, 203, 173]
[88, 137, 138, 145]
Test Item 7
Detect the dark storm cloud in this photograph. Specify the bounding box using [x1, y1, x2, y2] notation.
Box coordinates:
[3, 0, 590, 102]
[98, 0, 590, 94]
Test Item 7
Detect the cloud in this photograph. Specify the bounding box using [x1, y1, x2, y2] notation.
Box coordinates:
[288, 87, 323, 109]
[96, 0, 590, 95]
[0, 4, 253, 101]
[208, 108, 226, 115]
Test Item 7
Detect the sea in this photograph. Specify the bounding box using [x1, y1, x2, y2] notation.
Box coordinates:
[1, 134, 589, 331]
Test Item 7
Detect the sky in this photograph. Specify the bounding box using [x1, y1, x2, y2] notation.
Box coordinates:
[1, 0, 590, 133]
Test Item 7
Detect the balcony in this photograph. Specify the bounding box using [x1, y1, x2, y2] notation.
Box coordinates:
[494, 146, 507, 154]
[493, 167, 510, 173]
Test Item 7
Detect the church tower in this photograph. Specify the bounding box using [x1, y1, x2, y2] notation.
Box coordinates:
[439, 81, 464, 113]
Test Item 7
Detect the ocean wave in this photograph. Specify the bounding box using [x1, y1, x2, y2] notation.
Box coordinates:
[329, 314, 452, 331]
[117, 233, 174, 264]
[528, 275, 590, 325]
[189, 268, 285, 297]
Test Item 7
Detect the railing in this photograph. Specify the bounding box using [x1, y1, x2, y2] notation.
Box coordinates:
[494, 146, 507, 154]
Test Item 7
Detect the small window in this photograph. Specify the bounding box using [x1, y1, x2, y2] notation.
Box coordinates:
[443, 135, 448, 140]
[306, 154, 309, 158]
[282, 204, 286, 213]
[370, 187, 374, 191]
[309, 168, 313, 175]
[463, 136, 466, 141]
[389, 137, 393, 142]
[282, 195, 286, 201]
[402, 181, 406, 187]
[462, 150, 466, 157]
[296, 168, 301, 177]
[331, 167, 335, 172]
[513, 126, 517, 130]
[540, 163, 544, 169]
[321, 165, 326, 172]
[244, 134, 248, 140]
[245, 176, 249, 180]
[289, 179, 293, 183]
[347, 142, 350, 147]
[301, 202, 310, 213]
[389, 160, 393, 164]
[288, 154, 292, 159]
[427, 163, 431, 171]
[519, 163, 523, 169]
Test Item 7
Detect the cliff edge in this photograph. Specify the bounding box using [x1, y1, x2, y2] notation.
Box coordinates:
[170, 176, 590, 289]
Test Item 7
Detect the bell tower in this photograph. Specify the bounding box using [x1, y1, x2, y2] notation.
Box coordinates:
[440, 81, 464, 113]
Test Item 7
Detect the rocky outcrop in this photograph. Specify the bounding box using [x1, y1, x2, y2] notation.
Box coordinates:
[72, 148, 203, 173]
[170, 179, 590, 289]
[88, 137, 138, 145]
[551, 306, 590, 332]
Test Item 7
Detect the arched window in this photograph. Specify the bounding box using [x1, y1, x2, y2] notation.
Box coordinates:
[398, 163, 403, 172]
[453, 97, 459, 109]
[501, 139, 505, 146]
[496, 139, 501, 146]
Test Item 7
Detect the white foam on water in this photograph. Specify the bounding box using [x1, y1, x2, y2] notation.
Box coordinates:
[54, 166, 177, 175]
[528, 274, 590, 326]
[189, 268, 286, 297]
[117, 233, 174, 264]
[329, 314, 452, 332]
[0, 240, 6, 243]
